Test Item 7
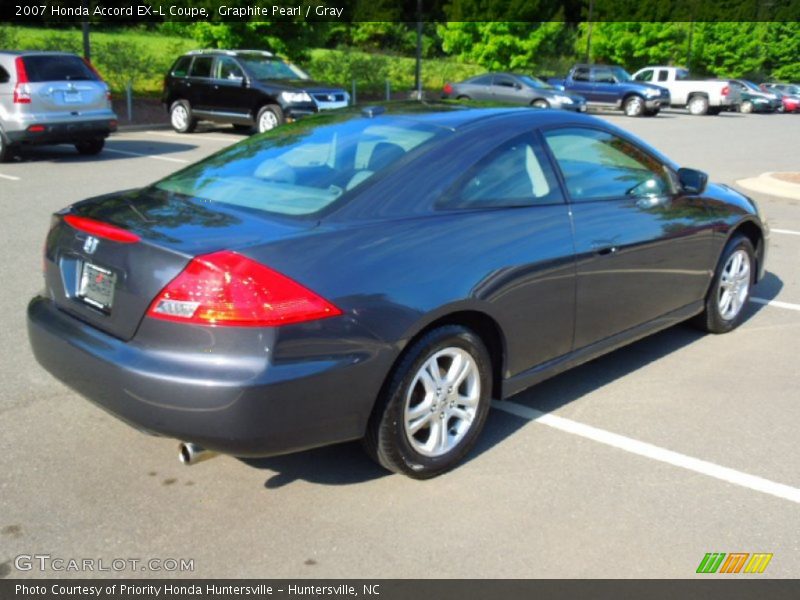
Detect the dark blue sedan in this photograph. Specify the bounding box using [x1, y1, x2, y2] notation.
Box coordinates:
[28, 104, 768, 478]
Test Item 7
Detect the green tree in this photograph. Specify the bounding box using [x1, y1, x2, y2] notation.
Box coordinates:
[438, 22, 569, 71]
[691, 22, 767, 79]
[576, 22, 689, 71]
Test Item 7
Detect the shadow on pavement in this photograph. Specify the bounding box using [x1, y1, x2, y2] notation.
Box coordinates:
[9, 139, 198, 163]
[242, 271, 783, 487]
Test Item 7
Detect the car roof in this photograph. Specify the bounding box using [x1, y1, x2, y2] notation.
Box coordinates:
[0, 51, 81, 57]
[337, 102, 601, 132]
[185, 49, 274, 57]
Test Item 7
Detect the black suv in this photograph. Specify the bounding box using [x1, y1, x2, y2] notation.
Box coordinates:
[162, 50, 349, 134]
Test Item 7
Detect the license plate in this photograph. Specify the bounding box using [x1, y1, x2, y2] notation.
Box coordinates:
[64, 90, 82, 104]
[78, 262, 116, 311]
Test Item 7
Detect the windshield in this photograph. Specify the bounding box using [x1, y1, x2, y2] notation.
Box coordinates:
[611, 67, 632, 82]
[518, 75, 551, 90]
[741, 80, 762, 91]
[238, 56, 310, 81]
[154, 114, 448, 217]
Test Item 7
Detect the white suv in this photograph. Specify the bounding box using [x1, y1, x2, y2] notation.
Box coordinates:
[0, 51, 117, 162]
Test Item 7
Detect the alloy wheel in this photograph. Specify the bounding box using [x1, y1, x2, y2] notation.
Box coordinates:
[717, 249, 751, 320]
[171, 105, 188, 130]
[403, 347, 480, 458]
[259, 111, 279, 133]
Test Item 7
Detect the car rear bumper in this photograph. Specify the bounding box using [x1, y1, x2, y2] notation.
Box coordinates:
[5, 118, 117, 145]
[27, 295, 389, 458]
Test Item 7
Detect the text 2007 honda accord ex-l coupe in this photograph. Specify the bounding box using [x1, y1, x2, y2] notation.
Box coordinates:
[28, 104, 768, 478]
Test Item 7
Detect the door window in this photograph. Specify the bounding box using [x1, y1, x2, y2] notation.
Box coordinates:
[544, 127, 673, 202]
[657, 70, 669, 82]
[215, 57, 245, 81]
[593, 68, 616, 83]
[493, 75, 517, 88]
[188, 57, 213, 78]
[572, 67, 590, 82]
[634, 69, 653, 82]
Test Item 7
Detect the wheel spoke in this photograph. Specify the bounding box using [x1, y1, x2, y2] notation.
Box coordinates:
[407, 412, 433, 435]
[406, 391, 433, 421]
[449, 407, 473, 424]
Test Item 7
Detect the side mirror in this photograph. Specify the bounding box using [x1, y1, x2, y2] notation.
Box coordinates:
[678, 167, 708, 195]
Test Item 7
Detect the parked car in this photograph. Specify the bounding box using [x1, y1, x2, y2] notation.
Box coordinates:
[729, 79, 781, 113]
[442, 73, 587, 112]
[0, 51, 117, 162]
[761, 84, 800, 113]
[548, 64, 670, 117]
[631, 66, 736, 115]
[28, 105, 767, 478]
[162, 49, 349, 134]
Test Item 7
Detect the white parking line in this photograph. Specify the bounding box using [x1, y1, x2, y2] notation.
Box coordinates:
[146, 130, 239, 143]
[103, 148, 189, 164]
[493, 401, 800, 505]
[771, 228, 800, 236]
[751, 297, 800, 312]
[0, 172, 20, 181]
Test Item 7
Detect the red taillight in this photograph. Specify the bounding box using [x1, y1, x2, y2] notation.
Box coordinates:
[443, 83, 453, 95]
[27, 124, 45, 133]
[63, 215, 140, 243]
[13, 57, 31, 104]
[146, 251, 343, 328]
[721, 85, 730, 96]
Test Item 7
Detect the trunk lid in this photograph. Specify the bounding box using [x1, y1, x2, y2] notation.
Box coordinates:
[44, 188, 313, 341]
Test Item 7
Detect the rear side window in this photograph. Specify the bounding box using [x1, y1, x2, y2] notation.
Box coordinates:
[440, 134, 562, 209]
[469, 75, 493, 85]
[22, 55, 97, 82]
[0, 66, 9, 84]
[572, 67, 590, 82]
[188, 57, 213, 78]
[154, 115, 447, 217]
[171, 56, 192, 77]
[657, 70, 669, 82]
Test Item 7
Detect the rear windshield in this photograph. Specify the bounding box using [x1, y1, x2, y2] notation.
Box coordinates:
[154, 114, 449, 217]
[22, 55, 98, 82]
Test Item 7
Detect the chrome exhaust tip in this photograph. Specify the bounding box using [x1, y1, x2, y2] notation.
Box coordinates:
[178, 442, 215, 465]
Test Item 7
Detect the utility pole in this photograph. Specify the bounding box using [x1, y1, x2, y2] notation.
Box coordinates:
[585, 0, 595, 62]
[414, 0, 422, 99]
[81, 0, 91, 61]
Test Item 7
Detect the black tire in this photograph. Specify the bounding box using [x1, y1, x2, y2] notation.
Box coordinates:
[169, 100, 197, 133]
[0, 129, 12, 163]
[532, 99, 550, 109]
[255, 104, 284, 133]
[707, 107, 721, 116]
[456, 95, 471, 101]
[687, 94, 709, 115]
[363, 325, 493, 479]
[644, 108, 660, 117]
[691, 235, 755, 334]
[74, 138, 105, 155]
[623, 95, 645, 117]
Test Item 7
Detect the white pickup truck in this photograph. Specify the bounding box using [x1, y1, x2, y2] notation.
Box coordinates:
[631, 66, 738, 115]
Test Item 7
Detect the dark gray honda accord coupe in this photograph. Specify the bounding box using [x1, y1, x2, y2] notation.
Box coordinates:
[28, 104, 768, 478]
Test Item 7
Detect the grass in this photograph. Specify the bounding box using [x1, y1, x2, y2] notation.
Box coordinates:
[3, 26, 485, 98]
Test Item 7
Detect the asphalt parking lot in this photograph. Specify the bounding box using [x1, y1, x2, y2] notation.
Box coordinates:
[1, 109, 798, 579]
